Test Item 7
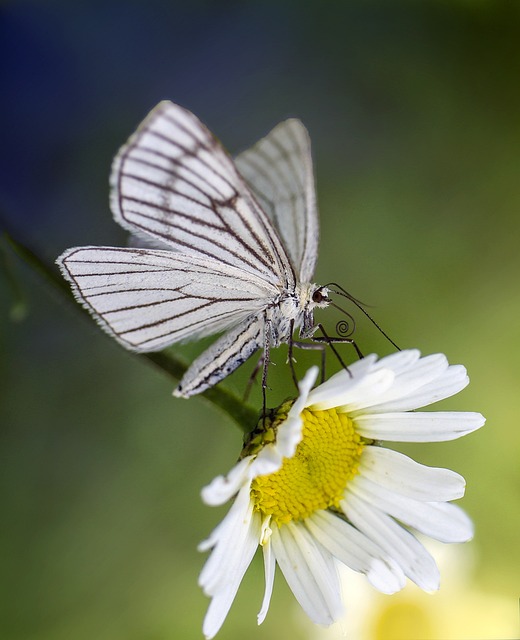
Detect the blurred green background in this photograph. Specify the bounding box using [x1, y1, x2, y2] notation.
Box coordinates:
[1, 2, 519, 639]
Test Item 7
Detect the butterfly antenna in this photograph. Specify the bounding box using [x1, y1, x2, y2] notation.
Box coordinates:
[325, 282, 401, 351]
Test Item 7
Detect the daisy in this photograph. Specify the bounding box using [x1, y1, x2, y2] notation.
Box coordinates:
[198, 350, 485, 638]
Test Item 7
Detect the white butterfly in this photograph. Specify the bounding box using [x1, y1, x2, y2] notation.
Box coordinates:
[57, 101, 331, 398]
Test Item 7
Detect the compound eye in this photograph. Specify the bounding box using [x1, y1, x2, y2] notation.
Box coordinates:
[312, 288, 325, 303]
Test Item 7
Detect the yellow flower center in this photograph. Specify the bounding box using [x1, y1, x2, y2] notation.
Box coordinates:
[250, 407, 364, 525]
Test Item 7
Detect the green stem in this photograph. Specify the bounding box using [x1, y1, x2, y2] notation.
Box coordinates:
[1, 228, 258, 433]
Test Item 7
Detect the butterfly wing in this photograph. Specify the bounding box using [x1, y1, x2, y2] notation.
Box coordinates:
[234, 118, 319, 283]
[57, 246, 277, 353]
[58, 103, 321, 395]
[110, 101, 296, 290]
[174, 312, 263, 397]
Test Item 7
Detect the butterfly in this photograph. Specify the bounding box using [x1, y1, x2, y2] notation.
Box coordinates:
[57, 101, 333, 398]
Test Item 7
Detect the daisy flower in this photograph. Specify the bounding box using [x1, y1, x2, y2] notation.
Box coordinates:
[198, 350, 485, 638]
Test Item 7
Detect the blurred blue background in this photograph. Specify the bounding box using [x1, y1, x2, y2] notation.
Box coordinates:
[1, 2, 519, 639]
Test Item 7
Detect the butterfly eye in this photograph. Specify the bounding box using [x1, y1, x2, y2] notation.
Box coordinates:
[312, 288, 326, 304]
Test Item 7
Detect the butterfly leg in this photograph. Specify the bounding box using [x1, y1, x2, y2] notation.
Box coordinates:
[243, 355, 264, 402]
[261, 315, 273, 420]
[290, 338, 328, 383]
[287, 319, 301, 390]
[311, 322, 365, 376]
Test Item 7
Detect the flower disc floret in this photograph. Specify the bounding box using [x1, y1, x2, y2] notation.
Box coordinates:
[251, 408, 364, 524]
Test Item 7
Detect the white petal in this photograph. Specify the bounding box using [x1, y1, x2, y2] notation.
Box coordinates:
[253, 367, 318, 477]
[252, 417, 300, 478]
[306, 510, 406, 594]
[276, 384, 309, 458]
[373, 353, 450, 411]
[341, 492, 440, 591]
[327, 353, 448, 414]
[251, 445, 286, 478]
[372, 349, 422, 374]
[357, 361, 470, 413]
[359, 446, 467, 501]
[306, 351, 451, 414]
[308, 368, 395, 412]
[350, 475, 474, 542]
[271, 521, 344, 625]
[199, 487, 261, 639]
[305, 354, 379, 408]
[354, 411, 485, 442]
[258, 529, 276, 625]
[199, 486, 258, 589]
[306, 351, 476, 416]
[201, 457, 254, 506]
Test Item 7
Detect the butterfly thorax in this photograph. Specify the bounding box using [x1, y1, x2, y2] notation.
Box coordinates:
[269, 282, 330, 346]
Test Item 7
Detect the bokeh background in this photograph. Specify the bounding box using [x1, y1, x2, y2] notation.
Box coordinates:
[1, 2, 519, 639]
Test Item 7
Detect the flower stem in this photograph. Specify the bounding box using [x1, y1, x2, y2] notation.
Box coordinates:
[1, 227, 259, 433]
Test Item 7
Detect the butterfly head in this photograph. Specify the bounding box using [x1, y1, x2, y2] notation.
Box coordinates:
[297, 283, 330, 339]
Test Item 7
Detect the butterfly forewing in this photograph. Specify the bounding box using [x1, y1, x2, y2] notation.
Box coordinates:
[110, 101, 296, 288]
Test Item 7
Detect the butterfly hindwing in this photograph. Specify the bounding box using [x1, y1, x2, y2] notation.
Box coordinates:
[235, 118, 318, 283]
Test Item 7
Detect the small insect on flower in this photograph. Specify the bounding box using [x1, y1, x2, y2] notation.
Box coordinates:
[57, 101, 336, 398]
